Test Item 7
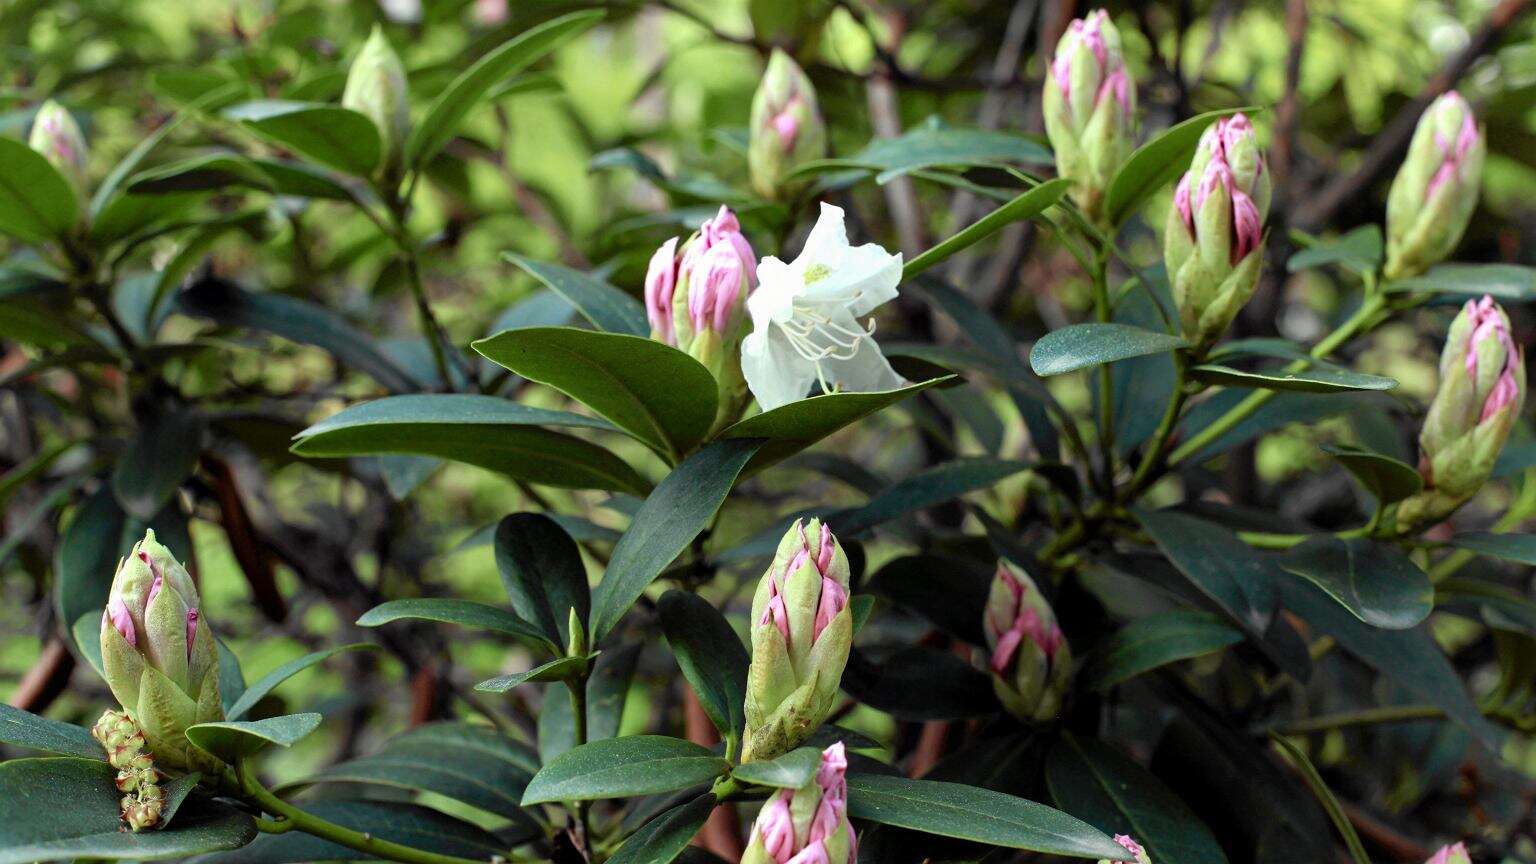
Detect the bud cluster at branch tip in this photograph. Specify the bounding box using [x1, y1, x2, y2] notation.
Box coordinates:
[1384, 92, 1484, 280]
[742, 742, 856, 864]
[1042, 9, 1136, 223]
[983, 561, 1072, 722]
[749, 49, 827, 201]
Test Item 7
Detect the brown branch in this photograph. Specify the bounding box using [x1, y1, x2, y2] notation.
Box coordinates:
[1295, 0, 1533, 229]
[200, 454, 286, 623]
[1342, 801, 1433, 862]
[684, 688, 743, 859]
[9, 637, 74, 714]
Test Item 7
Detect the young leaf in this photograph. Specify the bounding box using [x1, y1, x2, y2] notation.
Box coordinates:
[186, 713, 323, 761]
[226, 643, 378, 721]
[1030, 323, 1187, 377]
[406, 11, 604, 169]
[658, 591, 749, 743]
[1104, 106, 1257, 227]
[475, 327, 718, 458]
[1083, 611, 1243, 691]
[843, 774, 1131, 859]
[1279, 538, 1432, 630]
[589, 439, 763, 641]
[520, 736, 729, 804]
[475, 655, 593, 692]
[125, 154, 275, 194]
[0, 136, 79, 243]
[903, 178, 1071, 279]
[224, 101, 380, 177]
[503, 254, 649, 337]
[494, 512, 592, 648]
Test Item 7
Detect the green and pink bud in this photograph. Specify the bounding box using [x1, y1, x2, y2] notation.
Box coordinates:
[1398, 295, 1525, 531]
[1384, 93, 1484, 280]
[1042, 10, 1136, 222]
[743, 520, 853, 762]
[100, 530, 223, 772]
[982, 561, 1071, 722]
[1099, 835, 1152, 864]
[742, 742, 856, 864]
[748, 49, 827, 200]
[342, 26, 411, 174]
[1164, 113, 1270, 350]
[29, 100, 89, 201]
[646, 206, 758, 432]
[1425, 843, 1471, 864]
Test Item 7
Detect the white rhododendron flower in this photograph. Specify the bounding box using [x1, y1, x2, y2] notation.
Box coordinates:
[741, 203, 905, 411]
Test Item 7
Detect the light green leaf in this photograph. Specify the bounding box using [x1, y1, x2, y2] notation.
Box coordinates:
[1387, 263, 1536, 302]
[903, 179, 1071, 279]
[521, 736, 729, 804]
[1105, 107, 1258, 227]
[1030, 323, 1187, 377]
[224, 101, 380, 176]
[731, 747, 822, 789]
[0, 136, 78, 243]
[185, 713, 322, 761]
[503, 254, 648, 336]
[475, 654, 593, 692]
[1286, 225, 1383, 275]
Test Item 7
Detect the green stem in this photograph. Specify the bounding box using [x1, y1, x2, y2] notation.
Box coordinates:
[237, 759, 491, 864]
[1428, 468, 1536, 581]
[565, 676, 592, 850]
[1090, 245, 1116, 486]
[1271, 704, 1446, 734]
[1168, 293, 1389, 467]
[401, 251, 455, 391]
[1124, 353, 1191, 498]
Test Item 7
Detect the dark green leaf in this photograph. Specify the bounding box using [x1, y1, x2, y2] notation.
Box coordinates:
[1387, 263, 1536, 302]
[504, 254, 648, 336]
[494, 512, 592, 647]
[607, 793, 716, 864]
[903, 179, 1071, 279]
[1083, 611, 1243, 690]
[0, 704, 101, 758]
[1279, 537, 1432, 629]
[842, 647, 999, 720]
[111, 407, 204, 521]
[1321, 444, 1423, 504]
[1030, 323, 1187, 377]
[590, 439, 762, 641]
[187, 800, 503, 864]
[719, 378, 952, 474]
[224, 101, 379, 176]
[157, 773, 202, 829]
[290, 394, 649, 495]
[659, 591, 749, 742]
[834, 457, 1030, 536]
[0, 758, 254, 863]
[1105, 107, 1256, 227]
[1046, 733, 1228, 864]
[0, 136, 78, 242]
[866, 555, 992, 645]
[1286, 226, 1383, 275]
[226, 643, 378, 721]
[1268, 734, 1370, 864]
[844, 774, 1129, 859]
[805, 123, 1052, 184]
[185, 713, 322, 761]
[1189, 364, 1397, 393]
[250, 159, 353, 200]
[521, 736, 729, 804]
[536, 646, 642, 761]
[475, 326, 718, 457]
[1448, 532, 1536, 567]
[732, 747, 822, 789]
[126, 154, 274, 194]
[475, 654, 592, 692]
[356, 597, 554, 651]
[405, 11, 604, 168]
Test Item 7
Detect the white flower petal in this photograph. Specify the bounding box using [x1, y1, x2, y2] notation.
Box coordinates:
[748, 258, 799, 328]
[742, 328, 816, 412]
[820, 332, 906, 396]
[801, 242, 902, 317]
[797, 202, 851, 268]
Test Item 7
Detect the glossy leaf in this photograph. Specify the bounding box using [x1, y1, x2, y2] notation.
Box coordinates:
[844, 774, 1129, 859]
[731, 747, 822, 789]
[1046, 734, 1228, 864]
[494, 512, 592, 647]
[186, 713, 322, 761]
[504, 254, 649, 336]
[1030, 323, 1187, 377]
[658, 590, 749, 742]
[607, 793, 716, 864]
[1083, 611, 1243, 691]
[538, 646, 642, 761]
[1387, 263, 1536, 302]
[0, 136, 78, 243]
[357, 597, 554, 651]
[903, 179, 1071, 279]
[590, 439, 762, 640]
[1322, 444, 1423, 504]
[0, 704, 101, 759]
[475, 654, 592, 692]
[111, 407, 204, 520]
[1286, 226, 1383, 275]
[475, 326, 717, 457]
[1279, 537, 1432, 629]
[226, 643, 378, 721]
[0, 758, 254, 863]
[1105, 107, 1256, 227]
[291, 394, 649, 495]
[224, 101, 380, 176]
[1449, 532, 1536, 567]
[521, 736, 729, 804]
[1190, 364, 1397, 393]
[405, 11, 604, 168]
[189, 800, 503, 864]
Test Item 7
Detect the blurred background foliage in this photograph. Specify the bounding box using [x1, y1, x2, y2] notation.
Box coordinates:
[1, 0, 1534, 858]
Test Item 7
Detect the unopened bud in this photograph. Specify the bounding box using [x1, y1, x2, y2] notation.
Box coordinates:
[342, 26, 411, 173]
[100, 530, 224, 772]
[1425, 843, 1471, 864]
[749, 50, 827, 200]
[1398, 295, 1526, 531]
[1099, 835, 1152, 864]
[1384, 93, 1484, 280]
[1164, 113, 1269, 350]
[741, 742, 856, 864]
[1042, 10, 1136, 222]
[29, 100, 89, 200]
[982, 562, 1071, 722]
[743, 520, 853, 762]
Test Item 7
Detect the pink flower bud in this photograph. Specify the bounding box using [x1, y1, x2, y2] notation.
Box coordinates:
[1115, 835, 1144, 856]
[1425, 93, 1481, 201]
[689, 243, 745, 335]
[785, 844, 831, 864]
[106, 599, 136, 647]
[757, 793, 797, 861]
[645, 237, 680, 344]
[1231, 190, 1262, 263]
[773, 108, 800, 149]
[1174, 173, 1194, 232]
[146, 570, 163, 608]
[686, 206, 758, 290]
[1425, 842, 1471, 864]
[813, 574, 848, 643]
[762, 590, 791, 643]
[1464, 295, 1522, 422]
[186, 609, 200, 661]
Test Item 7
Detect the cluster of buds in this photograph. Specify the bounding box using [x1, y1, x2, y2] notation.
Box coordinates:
[1164, 113, 1271, 350]
[101, 530, 225, 773]
[29, 100, 89, 202]
[748, 49, 827, 201]
[1042, 10, 1136, 223]
[742, 742, 856, 864]
[1384, 93, 1485, 280]
[342, 26, 411, 174]
[1426, 843, 1471, 864]
[1100, 835, 1152, 864]
[645, 206, 759, 432]
[743, 519, 853, 762]
[91, 710, 164, 832]
[1397, 295, 1525, 531]
[982, 561, 1071, 722]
